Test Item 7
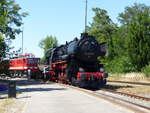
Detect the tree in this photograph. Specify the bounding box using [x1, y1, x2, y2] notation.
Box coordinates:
[39, 36, 58, 64]
[127, 9, 150, 71]
[88, 8, 117, 43]
[118, 3, 150, 71]
[39, 35, 58, 54]
[0, 35, 6, 59]
[118, 3, 150, 25]
[88, 4, 150, 73]
[107, 3, 150, 72]
[0, 0, 28, 58]
[0, 0, 28, 39]
[88, 8, 117, 61]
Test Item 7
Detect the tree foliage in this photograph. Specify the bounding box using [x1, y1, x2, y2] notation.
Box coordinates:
[118, 3, 150, 25]
[89, 3, 150, 75]
[142, 62, 150, 77]
[127, 9, 150, 71]
[39, 35, 58, 54]
[39, 35, 58, 64]
[88, 8, 117, 43]
[0, 35, 6, 59]
[88, 8, 118, 61]
[0, 0, 28, 58]
[0, 0, 28, 39]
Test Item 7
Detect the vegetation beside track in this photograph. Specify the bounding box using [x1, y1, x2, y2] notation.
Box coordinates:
[105, 82, 150, 97]
[108, 73, 150, 83]
[105, 73, 150, 96]
[88, 3, 150, 77]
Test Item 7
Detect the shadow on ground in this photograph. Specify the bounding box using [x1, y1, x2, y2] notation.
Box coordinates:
[12, 79, 67, 93]
[16, 79, 54, 86]
[0, 97, 7, 99]
[103, 84, 133, 90]
[16, 95, 31, 99]
[19, 87, 66, 93]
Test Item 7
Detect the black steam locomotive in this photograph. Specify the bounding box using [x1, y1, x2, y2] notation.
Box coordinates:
[45, 33, 108, 89]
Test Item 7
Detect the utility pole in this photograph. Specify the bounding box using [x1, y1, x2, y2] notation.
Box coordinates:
[85, 0, 88, 33]
[22, 25, 24, 54]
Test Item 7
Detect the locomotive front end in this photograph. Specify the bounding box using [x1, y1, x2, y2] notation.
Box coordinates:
[66, 33, 108, 88]
[77, 72, 107, 89]
[75, 33, 101, 63]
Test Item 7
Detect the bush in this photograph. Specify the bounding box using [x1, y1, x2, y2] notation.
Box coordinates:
[142, 63, 150, 77]
[104, 56, 136, 73]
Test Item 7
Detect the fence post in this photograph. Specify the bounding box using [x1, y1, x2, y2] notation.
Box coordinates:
[8, 81, 16, 98]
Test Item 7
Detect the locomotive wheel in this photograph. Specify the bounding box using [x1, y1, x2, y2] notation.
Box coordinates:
[99, 79, 107, 88]
[103, 79, 107, 85]
[66, 60, 78, 85]
[66, 59, 78, 83]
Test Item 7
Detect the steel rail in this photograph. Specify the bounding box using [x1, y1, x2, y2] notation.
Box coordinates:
[101, 88, 150, 101]
[108, 80, 150, 86]
[59, 83, 150, 113]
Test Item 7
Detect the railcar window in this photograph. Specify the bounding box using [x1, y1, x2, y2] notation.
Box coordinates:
[34, 59, 40, 63]
[28, 59, 34, 63]
[28, 58, 39, 64]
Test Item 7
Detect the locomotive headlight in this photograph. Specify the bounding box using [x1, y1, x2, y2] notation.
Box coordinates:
[100, 68, 104, 72]
[79, 67, 85, 72]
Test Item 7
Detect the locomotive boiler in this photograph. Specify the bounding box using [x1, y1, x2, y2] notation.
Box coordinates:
[45, 33, 108, 89]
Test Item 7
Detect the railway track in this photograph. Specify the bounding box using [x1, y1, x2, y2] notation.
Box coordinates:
[96, 88, 150, 112]
[59, 83, 150, 113]
[108, 80, 150, 86]
[101, 88, 150, 102]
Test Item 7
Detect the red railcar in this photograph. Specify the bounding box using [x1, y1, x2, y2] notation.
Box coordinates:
[9, 53, 41, 79]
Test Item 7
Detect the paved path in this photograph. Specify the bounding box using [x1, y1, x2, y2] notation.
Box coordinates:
[16, 80, 133, 113]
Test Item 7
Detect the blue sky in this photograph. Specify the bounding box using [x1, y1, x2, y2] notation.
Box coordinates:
[13, 0, 150, 57]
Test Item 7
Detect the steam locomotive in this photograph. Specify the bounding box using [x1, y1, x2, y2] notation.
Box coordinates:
[45, 33, 108, 89]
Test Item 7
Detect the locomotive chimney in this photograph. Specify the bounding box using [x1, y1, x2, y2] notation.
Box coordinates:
[81, 32, 88, 38]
